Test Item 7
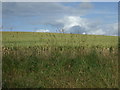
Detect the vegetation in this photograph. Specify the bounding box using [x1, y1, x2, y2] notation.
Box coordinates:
[2, 32, 118, 88]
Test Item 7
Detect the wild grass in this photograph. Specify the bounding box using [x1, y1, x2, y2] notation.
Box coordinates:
[2, 32, 118, 88]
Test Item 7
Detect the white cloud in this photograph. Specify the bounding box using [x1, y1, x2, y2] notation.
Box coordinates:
[82, 32, 86, 34]
[56, 15, 118, 36]
[36, 29, 50, 32]
[3, 2, 93, 28]
[88, 29, 105, 35]
[57, 16, 87, 31]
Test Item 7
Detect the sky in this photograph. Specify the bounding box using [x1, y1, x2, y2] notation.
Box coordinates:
[2, 2, 118, 36]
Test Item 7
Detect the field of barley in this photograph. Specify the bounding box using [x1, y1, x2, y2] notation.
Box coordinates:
[2, 32, 119, 88]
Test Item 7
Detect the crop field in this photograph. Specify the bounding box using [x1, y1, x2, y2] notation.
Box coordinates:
[2, 32, 119, 88]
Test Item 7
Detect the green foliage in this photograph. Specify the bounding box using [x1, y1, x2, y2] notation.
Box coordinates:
[2, 32, 118, 88]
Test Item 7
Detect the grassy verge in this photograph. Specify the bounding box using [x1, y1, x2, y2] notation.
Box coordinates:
[2, 46, 118, 88]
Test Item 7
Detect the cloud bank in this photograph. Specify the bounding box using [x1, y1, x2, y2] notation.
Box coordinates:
[56, 16, 118, 36]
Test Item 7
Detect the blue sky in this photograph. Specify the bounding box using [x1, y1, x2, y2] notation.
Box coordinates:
[2, 2, 118, 36]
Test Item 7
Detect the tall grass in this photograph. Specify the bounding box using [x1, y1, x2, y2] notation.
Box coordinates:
[2, 32, 118, 88]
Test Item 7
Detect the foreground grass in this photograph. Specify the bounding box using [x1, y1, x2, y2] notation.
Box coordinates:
[2, 32, 119, 88]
